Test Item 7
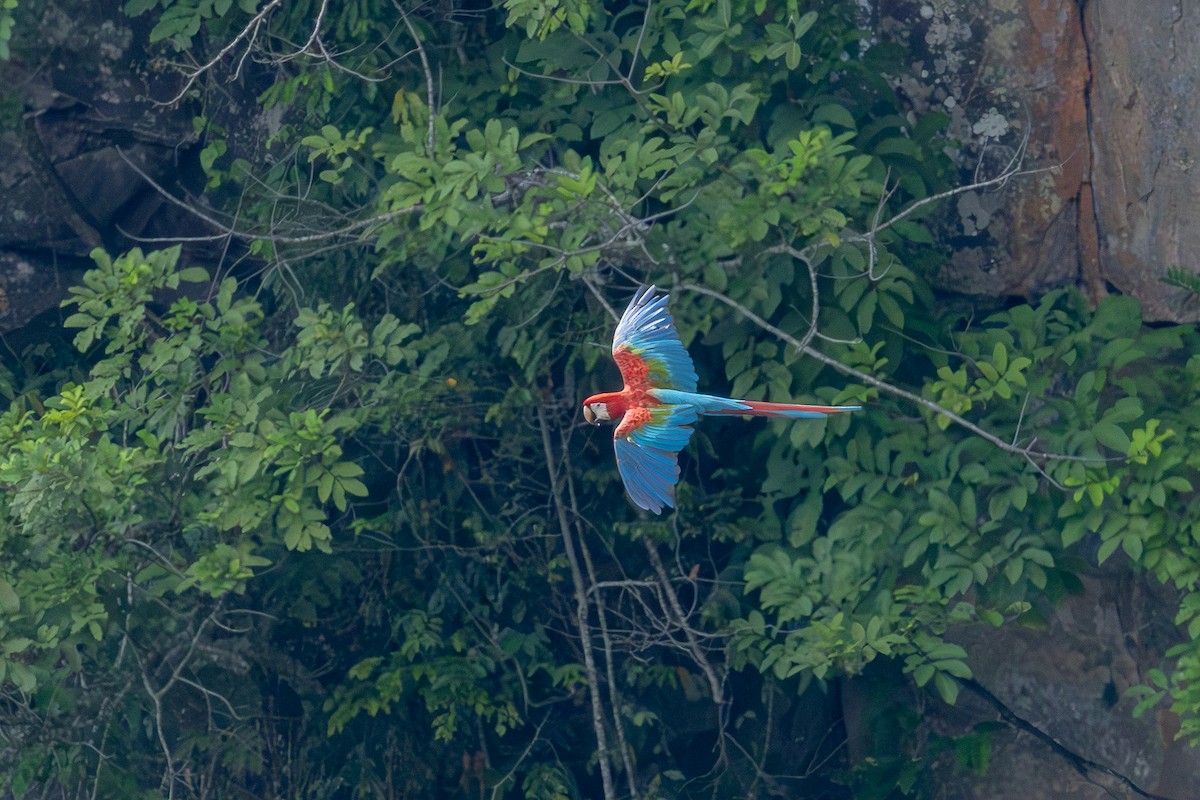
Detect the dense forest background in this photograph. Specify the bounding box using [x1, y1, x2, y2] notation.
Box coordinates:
[0, 0, 1198, 798]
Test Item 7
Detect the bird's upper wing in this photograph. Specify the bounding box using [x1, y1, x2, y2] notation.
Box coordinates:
[612, 403, 697, 514]
[611, 286, 698, 392]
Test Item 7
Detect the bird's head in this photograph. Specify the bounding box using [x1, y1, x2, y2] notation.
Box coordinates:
[582, 401, 613, 426]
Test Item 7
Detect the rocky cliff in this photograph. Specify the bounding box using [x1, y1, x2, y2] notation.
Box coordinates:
[880, 0, 1200, 323]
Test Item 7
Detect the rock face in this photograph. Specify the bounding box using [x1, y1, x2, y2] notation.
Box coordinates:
[935, 571, 1200, 799]
[842, 569, 1200, 799]
[0, 1, 185, 328]
[880, 0, 1200, 321]
[0, 0, 245, 331]
[1084, 2, 1200, 322]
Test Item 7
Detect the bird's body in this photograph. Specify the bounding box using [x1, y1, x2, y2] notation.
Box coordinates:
[583, 286, 860, 513]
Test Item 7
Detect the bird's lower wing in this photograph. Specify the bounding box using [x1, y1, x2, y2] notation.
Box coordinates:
[614, 439, 681, 514]
[612, 404, 698, 514]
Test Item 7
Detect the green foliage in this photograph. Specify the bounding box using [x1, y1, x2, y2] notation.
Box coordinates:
[0, 0, 17, 60]
[1164, 266, 1200, 297]
[3, 0, 1200, 797]
[503, 0, 591, 39]
[124, 0, 259, 49]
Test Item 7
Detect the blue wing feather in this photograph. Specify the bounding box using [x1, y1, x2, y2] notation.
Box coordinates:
[627, 404, 697, 450]
[611, 286, 698, 392]
[612, 404, 697, 514]
[614, 438, 681, 514]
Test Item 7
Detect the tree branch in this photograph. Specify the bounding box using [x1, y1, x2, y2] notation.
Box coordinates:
[679, 283, 1101, 464]
[161, 0, 288, 106]
[536, 404, 616, 800]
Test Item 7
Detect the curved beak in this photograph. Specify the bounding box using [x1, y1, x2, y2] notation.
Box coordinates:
[583, 405, 597, 425]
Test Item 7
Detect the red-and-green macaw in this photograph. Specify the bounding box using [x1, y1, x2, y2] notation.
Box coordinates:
[582, 286, 860, 514]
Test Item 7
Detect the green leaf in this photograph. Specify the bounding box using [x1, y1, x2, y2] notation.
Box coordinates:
[912, 663, 935, 686]
[980, 609, 1004, 627]
[62, 312, 97, 330]
[1093, 422, 1130, 452]
[317, 471, 334, 504]
[1023, 548, 1054, 568]
[1122, 534, 1144, 562]
[1004, 559, 1022, 584]
[2, 637, 32, 655]
[1096, 536, 1122, 564]
[177, 266, 210, 283]
[0, 580, 18, 614]
[784, 41, 801, 70]
[1131, 688, 1166, 718]
[934, 672, 959, 704]
[591, 107, 631, 139]
[330, 461, 364, 478]
[811, 103, 856, 130]
[934, 658, 972, 679]
[878, 293, 905, 327]
[8, 661, 35, 693]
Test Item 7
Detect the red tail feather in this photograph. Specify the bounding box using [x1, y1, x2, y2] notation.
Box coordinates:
[713, 400, 860, 418]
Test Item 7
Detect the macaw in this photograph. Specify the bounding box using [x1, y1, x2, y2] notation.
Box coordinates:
[582, 285, 860, 514]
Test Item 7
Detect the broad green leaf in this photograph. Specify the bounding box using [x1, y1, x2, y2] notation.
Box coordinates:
[0, 580, 17, 614]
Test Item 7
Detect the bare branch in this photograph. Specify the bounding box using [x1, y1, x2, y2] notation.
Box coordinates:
[161, 0, 288, 106]
[490, 714, 553, 800]
[765, 242, 822, 354]
[116, 147, 424, 247]
[561, 424, 640, 800]
[846, 123, 1050, 247]
[392, 0, 438, 154]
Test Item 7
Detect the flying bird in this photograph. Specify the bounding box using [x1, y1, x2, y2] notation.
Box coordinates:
[582, 286, 860, 514]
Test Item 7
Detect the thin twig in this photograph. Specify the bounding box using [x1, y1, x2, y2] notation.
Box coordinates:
[490, 715, 552, 800]
[393, 0, 437, 154]
[115, 147, 424, 245]
[765, 242, 822, 354]
[845, 123, 1042, 242]
[162, 0, 288, 105]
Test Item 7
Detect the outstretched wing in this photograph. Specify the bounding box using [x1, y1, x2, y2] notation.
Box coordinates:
[611, 286, 698, 392]
[613, 403, 697, 514]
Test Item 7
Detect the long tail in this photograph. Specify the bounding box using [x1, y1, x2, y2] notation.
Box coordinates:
[649, 389, 860, 419]
[711, 399, 861, 419]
